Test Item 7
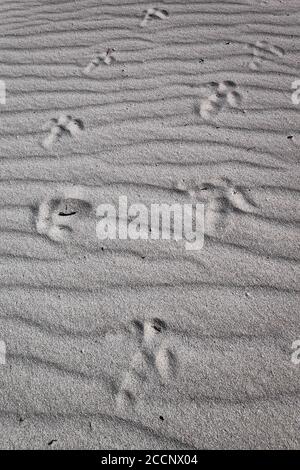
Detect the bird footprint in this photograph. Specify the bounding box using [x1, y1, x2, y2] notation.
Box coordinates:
[140, 8, 169, 27]
[199, 80, 242, 120]
[42, 115, 84, 149]
[36, 196, 93, 243]
[83, 48, 116, 74]
[176, 179, 258, 236]
[116, 318, 178, 413]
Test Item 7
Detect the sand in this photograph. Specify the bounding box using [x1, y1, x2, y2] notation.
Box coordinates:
[0, 0, 299, 450]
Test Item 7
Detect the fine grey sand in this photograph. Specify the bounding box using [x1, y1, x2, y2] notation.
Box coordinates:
[0, 0, 299, 450]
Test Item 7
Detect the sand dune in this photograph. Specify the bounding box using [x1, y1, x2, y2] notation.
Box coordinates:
[0, 0, 299, 449]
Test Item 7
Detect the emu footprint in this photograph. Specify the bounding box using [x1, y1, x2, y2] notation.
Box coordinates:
[116, 318, 178, 413]
[36, 197, 93, 243]
[199, 80, 242, 120]
[140, 8, 169, 27]
[176, 179, 258, 236]
[42, 115, 84, 149]
[83, 48, 116, 74]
